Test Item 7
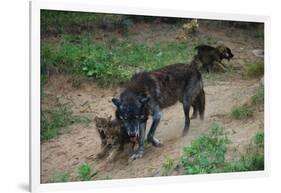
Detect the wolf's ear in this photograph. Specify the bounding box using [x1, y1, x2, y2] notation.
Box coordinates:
[112, 98, 121, 107]
[139, 96, 150, 104]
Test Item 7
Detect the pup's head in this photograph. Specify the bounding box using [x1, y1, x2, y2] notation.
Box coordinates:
[217, 45, 234, 61]
[112, 91, 149, 138]
[94, 116, 119, 146]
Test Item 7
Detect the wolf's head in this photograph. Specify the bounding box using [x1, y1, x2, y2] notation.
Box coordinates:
[217, 45, 234, 61]
[112, 90, 149, 138]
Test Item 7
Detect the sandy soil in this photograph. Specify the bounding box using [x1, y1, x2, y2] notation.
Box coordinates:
[40, 22, 264, 183]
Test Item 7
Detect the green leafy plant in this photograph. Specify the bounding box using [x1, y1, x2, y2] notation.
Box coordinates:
[78, 163, 92, 181]
[179, 123, 231, 174]
[231, 105, 254, 120]
[244, 63, 264, 78]
[161, 157, 175, 176]
[41, 95, 90, 141]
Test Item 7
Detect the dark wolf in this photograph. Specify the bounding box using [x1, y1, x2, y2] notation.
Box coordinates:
[195, 45, 234, 72]
[112, 64, 205, 160]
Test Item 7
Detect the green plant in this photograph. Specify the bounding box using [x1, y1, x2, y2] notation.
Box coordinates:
[252, 83, 264, 105]
[231, 105, 254, 120]
[222, 132, 264, 172]
[180, 123, 231, 174]
[41, 95, 90, 141]
[161, 157, 175, 176]
[78, 163, 92, 181]
[55, 172, 69, 183]
[244, 63, 264, 78]
[41, 36, 195, 86]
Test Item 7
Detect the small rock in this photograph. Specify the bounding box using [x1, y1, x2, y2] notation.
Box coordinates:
[252, 49, 264, 58]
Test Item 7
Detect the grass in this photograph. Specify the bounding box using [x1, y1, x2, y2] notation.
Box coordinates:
[252, 83, 264, 105]
[78, 163, 92, 181]
[42, 35, 196, 86]
[231, 105, 254, 120]
[222, 132, 264, 172]
[41, 94, 90, 141]
[54, 171, 70, 183]
[179, 123, 231, 174]
[244, 63, 264, 78]
[78, 163, 98, 181]
[161, 157, 175, 176]
[177, 123, 264, 175]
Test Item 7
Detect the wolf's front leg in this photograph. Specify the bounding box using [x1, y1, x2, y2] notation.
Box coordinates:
[129, 122, 146, 160]
[147, 106, 162, 146]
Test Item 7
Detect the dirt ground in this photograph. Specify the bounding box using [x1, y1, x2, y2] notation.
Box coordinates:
[40, 22, 264, 183]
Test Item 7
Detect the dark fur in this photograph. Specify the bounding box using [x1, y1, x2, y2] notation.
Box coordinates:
[112, 63, 205, 160]
[195, 45, 234, 72]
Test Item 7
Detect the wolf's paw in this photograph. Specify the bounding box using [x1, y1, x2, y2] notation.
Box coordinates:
[129, 150, 144, 161]
[147, 136, 163, 147]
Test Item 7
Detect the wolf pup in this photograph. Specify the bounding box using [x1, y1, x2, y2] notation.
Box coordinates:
[112, 63, 205, 160]
[94, 116, 135, 162]
[195, 44, 234, 72]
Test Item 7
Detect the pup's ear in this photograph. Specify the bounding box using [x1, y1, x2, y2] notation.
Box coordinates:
[139, 96, 150, 104]
[112, 98, 121, 107]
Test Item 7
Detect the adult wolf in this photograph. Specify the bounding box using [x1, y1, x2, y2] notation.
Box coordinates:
[112, 63, 205, 160]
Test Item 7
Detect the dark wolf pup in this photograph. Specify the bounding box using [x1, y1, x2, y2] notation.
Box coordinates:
[112, 63, 205, 160]
[195, 45, 234, 72]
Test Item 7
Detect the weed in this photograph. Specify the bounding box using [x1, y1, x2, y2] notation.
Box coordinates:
[161, 157, 175, 176]
[178, 123, 264, 175]
[252, 83, 264, 105]
[231, 105, 254, 120]
[244, 63, 264, 78]
[179, 123, 231, 174]
[41, 37, 194, 86]
[78, 163, 92, 181]
[41, 94, 90, 141]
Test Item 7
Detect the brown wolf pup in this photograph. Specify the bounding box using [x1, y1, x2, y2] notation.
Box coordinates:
[112, 63, 205, 160]
[195, 44, 234, 72]
[94, 116, 134, 162]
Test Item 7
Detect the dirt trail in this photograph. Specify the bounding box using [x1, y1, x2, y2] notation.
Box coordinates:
[41, 75, 263, 183]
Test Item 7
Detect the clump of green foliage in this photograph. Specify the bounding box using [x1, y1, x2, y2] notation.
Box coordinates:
[231, 105, 254, 120]
[161, 157, 175, 176]
[41, 36, 195, 86]
[179, 123, 231, 174]
[244, 63, 264, 78]
[177, 123, 264, 175]
[251, 83, 264, 105]
[53, 171, 70, 183]
[222, 132, 264, 172]
[78, 163, 92, 181]
[41, 95, 90, 141]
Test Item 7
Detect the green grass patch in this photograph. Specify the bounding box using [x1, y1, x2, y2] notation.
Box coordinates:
[222, 132, 264, 172]
[179, 123, 231, 174]
[244, 63, 264, 78]
[41, 36, 195, 86]
[252, 83, 264, 105]
[177, 123, 264, 175]
[78, 163, 93, 181]
[231, 105, 254, 120]
[41, 94, 90, 141]
[161, 156, 175, 176]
